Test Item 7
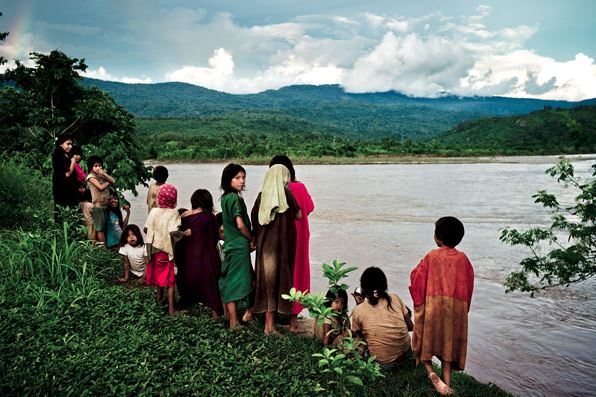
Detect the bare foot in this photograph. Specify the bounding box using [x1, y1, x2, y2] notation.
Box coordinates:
[117, 277, 128, 283]
[429, 373, 453, 396]
[241, 310, 253, 323]
[229, 320, 241, 330]
[264, 328, 281, 336]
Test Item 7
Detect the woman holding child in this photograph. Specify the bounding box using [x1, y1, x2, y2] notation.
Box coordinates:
[52, 135, 79, 215]
[251, 164, 302, 335]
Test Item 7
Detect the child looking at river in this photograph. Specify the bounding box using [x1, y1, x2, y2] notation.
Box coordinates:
[144, 184, 191, 315]
[409, 216, 474, 396]
[314, 287, 350, 346]
[147, 165, 168, 213]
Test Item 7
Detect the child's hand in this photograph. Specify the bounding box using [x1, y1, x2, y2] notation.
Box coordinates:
[123, 204, 130, 213]
[183, 228, 192, 237]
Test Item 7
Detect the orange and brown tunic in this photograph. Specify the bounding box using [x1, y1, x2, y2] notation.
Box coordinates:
[409, 246, 474, 371]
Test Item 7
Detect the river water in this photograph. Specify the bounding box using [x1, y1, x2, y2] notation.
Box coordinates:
[125, 155, 596, 397]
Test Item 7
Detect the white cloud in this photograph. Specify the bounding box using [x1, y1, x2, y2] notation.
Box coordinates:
[83, 66, 152, 84]
[11, 4, 589, 100]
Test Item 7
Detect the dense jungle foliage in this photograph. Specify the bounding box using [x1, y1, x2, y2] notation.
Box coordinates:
[135, 103, 596, 161]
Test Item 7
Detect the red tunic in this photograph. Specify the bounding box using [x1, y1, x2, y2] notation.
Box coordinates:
[409, 246, 474, 370]
[288, 181, 314, 315]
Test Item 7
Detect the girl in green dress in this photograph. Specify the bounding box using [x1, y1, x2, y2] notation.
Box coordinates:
[219, 164, 255, 329]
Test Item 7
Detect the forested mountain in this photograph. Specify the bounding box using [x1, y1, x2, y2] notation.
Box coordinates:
[82, 78, 595, 140]
[437, 105, 596, 153]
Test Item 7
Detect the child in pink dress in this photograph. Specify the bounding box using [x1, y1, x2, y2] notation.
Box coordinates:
[144, 184, 190, 315]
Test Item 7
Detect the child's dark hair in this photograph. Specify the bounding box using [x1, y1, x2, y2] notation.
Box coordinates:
[119, 224, 144, 247]
[71, 145, 83, 156]
[435, 216, 465, 248]
[220, 163, 246, 195]
[360, 266, 394, 311]
[269, 155, 296, 182]
[107, 190, 124, 228]
[215, 212, 223, 227]
[325, 287, 349, 313]
[153, 166, 169, 184]
[87, 155, 103, 171]
[191, 189, 214, 212]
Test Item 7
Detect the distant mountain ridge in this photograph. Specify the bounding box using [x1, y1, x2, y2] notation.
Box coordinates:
[81, 78, 596, 140]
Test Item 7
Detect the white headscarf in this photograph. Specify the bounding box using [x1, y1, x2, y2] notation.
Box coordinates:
[258, 164, 291, 226]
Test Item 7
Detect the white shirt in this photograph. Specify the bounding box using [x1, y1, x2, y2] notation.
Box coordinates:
[119, 244, 147, 277]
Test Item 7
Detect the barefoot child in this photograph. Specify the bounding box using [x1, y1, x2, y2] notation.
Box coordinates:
[144, 184, 191, 315]
[409, 217, 474, 396]
[118, 224, 147, 283]
[218, 164, 254, 329]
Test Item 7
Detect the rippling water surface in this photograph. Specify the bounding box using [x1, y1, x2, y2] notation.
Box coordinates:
[125, 156, 596, 397]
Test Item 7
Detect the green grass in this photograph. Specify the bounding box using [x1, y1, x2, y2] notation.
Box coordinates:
[0, 227, 514, 396]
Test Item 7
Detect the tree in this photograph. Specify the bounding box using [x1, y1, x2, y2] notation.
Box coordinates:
[500, 160, 596, 294]
[0, 50, 150, 193]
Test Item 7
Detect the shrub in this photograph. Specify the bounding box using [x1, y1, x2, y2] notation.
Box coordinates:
[0, 159, 53, 230]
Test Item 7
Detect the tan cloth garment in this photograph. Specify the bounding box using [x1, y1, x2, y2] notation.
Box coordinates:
[144, 207, 181, 260]
[146, 182, 161, 213]
[257, 164, 290, 226]
[86, 172, 112, 207]
[352, 293, 411, 364]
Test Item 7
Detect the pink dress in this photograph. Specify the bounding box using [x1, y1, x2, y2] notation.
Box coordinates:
[288, 181, 315, 315]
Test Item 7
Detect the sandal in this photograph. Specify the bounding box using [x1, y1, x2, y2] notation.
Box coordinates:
[429, 373, 453, 395]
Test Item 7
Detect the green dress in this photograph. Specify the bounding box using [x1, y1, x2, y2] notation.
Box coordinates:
[218, 193, 253, 304]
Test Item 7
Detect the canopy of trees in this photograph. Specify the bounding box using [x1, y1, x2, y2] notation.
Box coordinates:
[0, 50, 150, 193]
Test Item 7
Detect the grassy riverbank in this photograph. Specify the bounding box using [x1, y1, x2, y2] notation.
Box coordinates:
[0, 160, 513, 396]
[0, 236, 513, 396]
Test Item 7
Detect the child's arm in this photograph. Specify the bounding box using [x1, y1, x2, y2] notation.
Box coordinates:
[235, 216, 252, 242]
[99, 170, 115, 185]
[122, 204, 130, 228]
[118, 256, 130, 282]
[322, 323, 332, 346]
[88, 175, 111, 192]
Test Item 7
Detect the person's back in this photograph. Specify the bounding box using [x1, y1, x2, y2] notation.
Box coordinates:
[409, 216, 474, 395]
[352, 293, 411, 364]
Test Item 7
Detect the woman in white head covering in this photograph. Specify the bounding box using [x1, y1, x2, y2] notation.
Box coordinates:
[251, 164, 302, 335]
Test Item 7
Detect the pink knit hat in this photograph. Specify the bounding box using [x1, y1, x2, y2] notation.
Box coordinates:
[157, 184, 177, 209]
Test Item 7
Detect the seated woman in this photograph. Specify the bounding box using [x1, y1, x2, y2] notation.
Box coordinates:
[351, 267, 413, 369]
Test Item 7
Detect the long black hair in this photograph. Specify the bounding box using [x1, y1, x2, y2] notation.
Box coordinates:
[106, 190, 124, 228]
[220, 163, 246, 195]
[360, 266, 394, 311]
[52, 134, 73, 156]
[269, 155, 296, 182]
[119, 224, 144, 248]
[190, 189, 214, 212]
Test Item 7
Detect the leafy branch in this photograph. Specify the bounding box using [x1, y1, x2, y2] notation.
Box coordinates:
[500, 159, 596, 295]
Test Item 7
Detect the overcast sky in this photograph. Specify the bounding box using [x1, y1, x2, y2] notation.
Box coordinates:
[1, 0, 595, 100]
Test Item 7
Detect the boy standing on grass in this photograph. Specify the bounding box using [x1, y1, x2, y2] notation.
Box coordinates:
[147, 165, 169, 213]
[409, 216, 474, 396]
[86, 155, 115, 245]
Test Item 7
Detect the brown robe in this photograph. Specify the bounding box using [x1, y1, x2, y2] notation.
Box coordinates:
[251, 187, 300, 314]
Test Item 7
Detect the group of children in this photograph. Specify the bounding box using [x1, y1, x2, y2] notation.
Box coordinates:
[75, 158, 473, 396]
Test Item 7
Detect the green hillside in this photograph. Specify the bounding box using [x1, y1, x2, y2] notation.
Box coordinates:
[83, 78, 594, 140]
[437, 105, 596, 154]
